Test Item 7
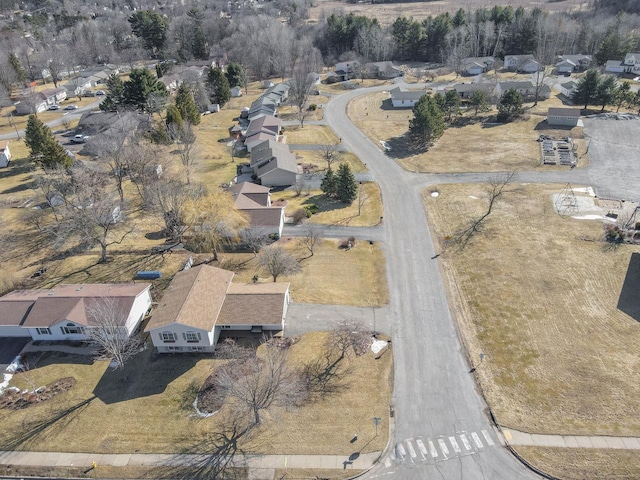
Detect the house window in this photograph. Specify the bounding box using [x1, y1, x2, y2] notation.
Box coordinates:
[36, 327, 51, 335]
[160, 331, 177, 343]
[183, 331, 201, 343]
[190, 346, 205, 352]
[61, 323, 84, 335]
[221, 325, 232, 330]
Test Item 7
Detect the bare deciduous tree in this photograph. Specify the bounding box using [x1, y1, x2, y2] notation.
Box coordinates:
[86, 297, 143, 370]
[212, 344, 306, 426]
[453, 171, 516, 247]
[299, 223, 325, 258]
[169, 121, 199, 185]
[147, 177, 203, 242]
[357, 183, 370, 216]
[240, 228, 269, 257]
[320, 142, 341, 169]
[256, 245, 301, 282]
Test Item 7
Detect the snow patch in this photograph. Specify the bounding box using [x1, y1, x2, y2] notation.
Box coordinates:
[431, 192, 440, 198]
[572, 187, 595, 196]
[469, 195, 478, 199]
[571, 214, 611, 221]
[0, 356, 23, 395]
[371, 339, 389, 354]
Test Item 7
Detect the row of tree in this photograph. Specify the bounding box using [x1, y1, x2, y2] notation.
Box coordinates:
[573, 69, 640, 112]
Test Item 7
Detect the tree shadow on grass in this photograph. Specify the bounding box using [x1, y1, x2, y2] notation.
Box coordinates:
[0, 396, 96, 450]
[93, 348, 203, 404]
[617, 252, 640, 323]
[302, 194, 347, 214]
[1, 180, 37, 194]
[0, 157, 33, 180]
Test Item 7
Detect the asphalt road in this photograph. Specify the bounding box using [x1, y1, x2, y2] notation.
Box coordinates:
[324, 84, 541, 479]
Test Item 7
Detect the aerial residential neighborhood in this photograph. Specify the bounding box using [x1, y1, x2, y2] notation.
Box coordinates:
[0, 0, 640, 479]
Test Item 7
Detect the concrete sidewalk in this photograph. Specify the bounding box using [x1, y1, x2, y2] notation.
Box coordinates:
[504, 428, 640, 449]
[0, 450, 380, 471]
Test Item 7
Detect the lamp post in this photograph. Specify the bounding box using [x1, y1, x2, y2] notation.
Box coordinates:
[372, 417, 382, 437]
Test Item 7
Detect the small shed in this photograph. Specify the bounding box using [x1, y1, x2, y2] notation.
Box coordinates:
[0, 141, 11, 168]
[208, 104, 221, 113]
[547, 107, 581, 127]
[231, 86, 243, 97]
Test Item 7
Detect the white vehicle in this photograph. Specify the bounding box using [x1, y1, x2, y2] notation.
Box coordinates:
[71, 134, 89, 144]
[379, 140, 392, 151]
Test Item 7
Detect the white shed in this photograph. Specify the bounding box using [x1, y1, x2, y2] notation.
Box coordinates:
[230, 86, 243, 97]
[0, 141, 11, 168]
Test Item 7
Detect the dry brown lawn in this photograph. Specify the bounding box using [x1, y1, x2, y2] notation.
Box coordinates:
[0, 332, 392, 456]
[514, 447, 640, 480]
[318, 79, 390, 95]
[293, 149, 367, 173]
[348, 90, 589, 173]
[423, 183, 640, 436]
[272, 183, 383, 227]
[284, 125, 340, 145]
[232, 237, 388, 307]
[309, 0, 588, 26]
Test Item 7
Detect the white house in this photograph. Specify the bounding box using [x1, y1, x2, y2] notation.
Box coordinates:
[146, 264, 290, 353]
[606, 53, 640, 74]
[0, 284, 152, 340]
[389, 87, 427, 108]
[231, 86, 243, 97]
[504, 55, 540, 73]
[560, 81, 578, 99]
[461, 57, 495, 76]
[334, 61, 360, 81]
[555, 55, 592, 74]
[496, 81, 550, 100]
[0, 141, 11, 168]
[547, 107, 581, 127]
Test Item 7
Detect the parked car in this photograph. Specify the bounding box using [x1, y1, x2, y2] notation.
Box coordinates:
[83, 91, 96, 97]
[95, 90, 106, 95]
[64, 104, 78, 110]
[48, 104, 60, 110]
[379, 140, 392, 151]
[71, 134, 89, 144]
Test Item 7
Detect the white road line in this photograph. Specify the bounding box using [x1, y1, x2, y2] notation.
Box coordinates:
[406, 440, 417, 459]
[482, 430, 495, 446]
[438, 438, 450, 458]
[449, 436, 461, 453]
[428, 439, 439, 458]
[384, 458, 392, 468]
[459, 433, 472, 451]
[390, 450, 396, 461]
[416, 438, 428, 458]
[396, 442, 407, 460]
[471, 432, 484, 449]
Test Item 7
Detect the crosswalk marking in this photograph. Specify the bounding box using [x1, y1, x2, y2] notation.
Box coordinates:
[428, 439, 438, 458]
[482, 430, 495, 446]
[471, 432, 484, 449]
[459, 433, 472, 451]
[449, 436, 461, 453]
[396, 443, 406, 460]
[416, 439, 428, 458]
[438, 438, 450, 458]
[406, 440, 417, 459]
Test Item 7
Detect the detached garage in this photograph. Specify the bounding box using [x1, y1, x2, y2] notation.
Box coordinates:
[547, 107, 581, 127]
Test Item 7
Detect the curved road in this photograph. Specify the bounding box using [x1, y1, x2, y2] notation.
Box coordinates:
[325, 84, 544, 479]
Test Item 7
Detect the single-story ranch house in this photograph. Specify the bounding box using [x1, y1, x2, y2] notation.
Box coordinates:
[547, 107, 581, 127]
[145, 264, 290, 353]
[389, 87, 427, 108]
[0, 283, 152, 340]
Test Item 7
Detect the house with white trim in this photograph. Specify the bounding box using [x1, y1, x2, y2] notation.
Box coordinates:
[504, 55, 541, 73]
[555, 55, 592, 74]
[0, 284, 151, 340]
[605, 53, 640, 74]
[389, 87, 427, 108]
[0, 141, 11, 168]
[461, 57, 495, 76]
[146, 264, 290, 353]
[229, 182, 285, 238]
[250, 139, 298, 187]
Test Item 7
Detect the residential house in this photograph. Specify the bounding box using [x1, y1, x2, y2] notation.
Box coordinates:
[605, 52, 640, 74]
[262, 80, 275, 89]
[454, 82, 495, 100]
[250, 139, 298, 187]
[389, 87, 427, 108]
[366, 61, 403, 79]
[62, 77, 92, 98]
[264, 83, 290, 105]
[76, 111, 151, 157]
[243, 114, 282, 152]
[555, 55, 592, 73]
[560, 81, 578, 99]
[496, 81, 550, 100]
[231, 86, 243, 97]
[504, 55, 541, 73]
[161, 74, 182, 92]
[248, 96, 277, 120]
[461, 57, 495, 76]
[0, 141, 11, 168]
[145, 264, 290, 353]
[0, 283, 152, 340]
[307, 72, 321, 85]
[229, 182, 285, 237]
[334, 61, 360, 81]
[14, 88, 67, 115]
[547, 107, 581, 127]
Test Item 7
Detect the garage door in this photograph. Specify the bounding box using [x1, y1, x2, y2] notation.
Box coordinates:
[0, 326, 30, 337]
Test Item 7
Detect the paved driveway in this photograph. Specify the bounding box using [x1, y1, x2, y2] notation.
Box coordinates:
[583, 117, 640, 202]
[0, 337, 29, 371]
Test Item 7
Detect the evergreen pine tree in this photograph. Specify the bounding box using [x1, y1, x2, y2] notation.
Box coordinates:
[100, 74, 126, 112]
[9, 53, 26, 83]
[497, 88, 524, 122]
[123, 68, 167, 112]
[165, 105, 183, 129]
[25, 115, 48, 157]
[25, 115, 71, 169]
[225, 63, 246, 88]
[573, 69, 601, 110]
[320, 166, 336, 198]
[409, 95, 446, 150]
[175, 83, 201, 125]
[335, 163, 357, 204]
[206, 67, 231, 107]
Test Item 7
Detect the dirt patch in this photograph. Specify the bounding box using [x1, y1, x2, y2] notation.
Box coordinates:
[424, 183, 640, 436]
[0, 377, 76, 410]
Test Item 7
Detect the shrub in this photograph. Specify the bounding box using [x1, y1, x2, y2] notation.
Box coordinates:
[308, 104, 317, 111]
[304, 204, 319, 215]
[348, 236, 356, 245]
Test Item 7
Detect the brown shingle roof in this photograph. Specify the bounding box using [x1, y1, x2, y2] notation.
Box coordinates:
[0, 301, 34, 327]
[145, 265, 234, 332]
[548, 107, 581, 118]
[217, 283, 289, 326]
[243, 208, 283, 228]
[21, 296, 136, 327]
